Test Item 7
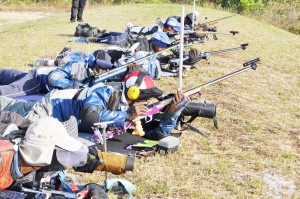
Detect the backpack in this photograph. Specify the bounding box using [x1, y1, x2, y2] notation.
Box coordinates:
[0, 111, 32, 190]
[126, 34, 150, 52]
[0, 139, 15, 189]
[74, 23, 107, 38]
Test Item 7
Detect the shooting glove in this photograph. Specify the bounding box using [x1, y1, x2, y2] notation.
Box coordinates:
[74, 146, 101, 173]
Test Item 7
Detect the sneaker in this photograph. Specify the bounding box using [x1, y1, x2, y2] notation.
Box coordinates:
[70, 19, 75, 23]
[77, 19, 84, 23]
[56, 46, 72, 59]
[33, 59, 47, 67]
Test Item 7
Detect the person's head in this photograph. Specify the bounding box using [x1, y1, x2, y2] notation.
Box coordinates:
[88, 50, 113, 73]
[123, 70, 163, 104]
[151, 32, 171, 52]
[185, 11, 200, 25]
[163, 17, 181, 32]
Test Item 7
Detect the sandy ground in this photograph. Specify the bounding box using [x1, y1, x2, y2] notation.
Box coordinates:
[0, 11, 51, 27]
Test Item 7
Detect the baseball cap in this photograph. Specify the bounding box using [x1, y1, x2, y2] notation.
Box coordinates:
[56, 144, 88, 167]
[164, 17, 181, 32]
[151, 32, 171, 47]
[19, 117, 83, 166]
[88, 50, 113, 69]
[124, 71, 163, 100]
[187, 11, 200, 22]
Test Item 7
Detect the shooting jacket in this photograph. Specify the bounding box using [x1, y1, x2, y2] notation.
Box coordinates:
[45, 52, 92, 92]
[0, 83, 180, 136]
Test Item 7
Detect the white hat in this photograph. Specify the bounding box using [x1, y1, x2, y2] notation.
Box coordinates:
[19, 117, 82, 166]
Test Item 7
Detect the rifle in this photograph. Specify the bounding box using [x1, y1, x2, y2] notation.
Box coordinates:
[134, 58, 260, 123]
[196, 13, 240, 28]
[20, 187, 77, 198]
[161, 44, 249, 72]
[87, 43, 182, 86]
[187, 43, 248, 64]
[103, 58, 260, 139]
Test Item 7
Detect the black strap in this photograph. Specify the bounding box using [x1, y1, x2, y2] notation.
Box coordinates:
[135, 72, 147, 87]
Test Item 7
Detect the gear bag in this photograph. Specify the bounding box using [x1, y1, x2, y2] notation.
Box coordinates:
[126, 35, 150, 52]
[74, 23, 105, 38]
[0, 139, 15, 189]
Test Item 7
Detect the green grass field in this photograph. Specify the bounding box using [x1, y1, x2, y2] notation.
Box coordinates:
[0, 3, 299, 198]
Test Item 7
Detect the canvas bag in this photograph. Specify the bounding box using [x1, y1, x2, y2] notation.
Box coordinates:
[74, 23, 101, 38]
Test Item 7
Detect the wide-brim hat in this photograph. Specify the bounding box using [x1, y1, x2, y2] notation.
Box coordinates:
[19, 117, 82, 166]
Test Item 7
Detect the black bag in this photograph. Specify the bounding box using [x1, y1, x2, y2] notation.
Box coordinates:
[74, 23, 102, 38]
[126, 35, 150, 52]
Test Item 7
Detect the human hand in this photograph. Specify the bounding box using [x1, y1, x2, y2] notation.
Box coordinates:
[127, 102, 148, 120]
[167, 89, 184, 113]
[174, 34, 181, 40]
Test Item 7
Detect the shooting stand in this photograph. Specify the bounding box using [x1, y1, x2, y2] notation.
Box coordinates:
[90, 121, 137, 198]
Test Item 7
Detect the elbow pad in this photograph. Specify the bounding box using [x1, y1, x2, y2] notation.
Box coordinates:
[80, 106, 101, 126]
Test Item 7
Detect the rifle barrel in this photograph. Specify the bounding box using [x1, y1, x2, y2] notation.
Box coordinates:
[204, 44, 248, 55]
[201, 14, 240, 25]
[184, 59, 259, 96]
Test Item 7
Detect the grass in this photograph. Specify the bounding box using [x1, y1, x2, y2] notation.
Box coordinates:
[0, 3, 299, 198]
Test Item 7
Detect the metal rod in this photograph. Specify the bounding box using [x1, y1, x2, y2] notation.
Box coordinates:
[192, 0, 196, 29]
[179, 6, 185, 89]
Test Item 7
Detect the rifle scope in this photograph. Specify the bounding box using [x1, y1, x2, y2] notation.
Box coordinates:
[182, 102, 216, 119]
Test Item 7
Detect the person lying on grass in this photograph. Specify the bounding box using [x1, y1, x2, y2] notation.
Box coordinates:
[79, 17, 180, 47]
[1, 116, 135, 199]
[0, 68, 185, 140]
[0, 50, 111, 98]
[34, 31, 172, 81]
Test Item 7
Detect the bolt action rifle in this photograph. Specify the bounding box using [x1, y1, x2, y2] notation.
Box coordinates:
[160, 43, 249, 73]
[131, 58, 260, 137]
[195, 13, 240, 30]
[169, 30, 239, 43]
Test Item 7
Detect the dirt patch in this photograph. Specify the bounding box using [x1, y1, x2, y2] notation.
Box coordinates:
[0, 11, 51, 27]
[263, 170, 297, 198]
